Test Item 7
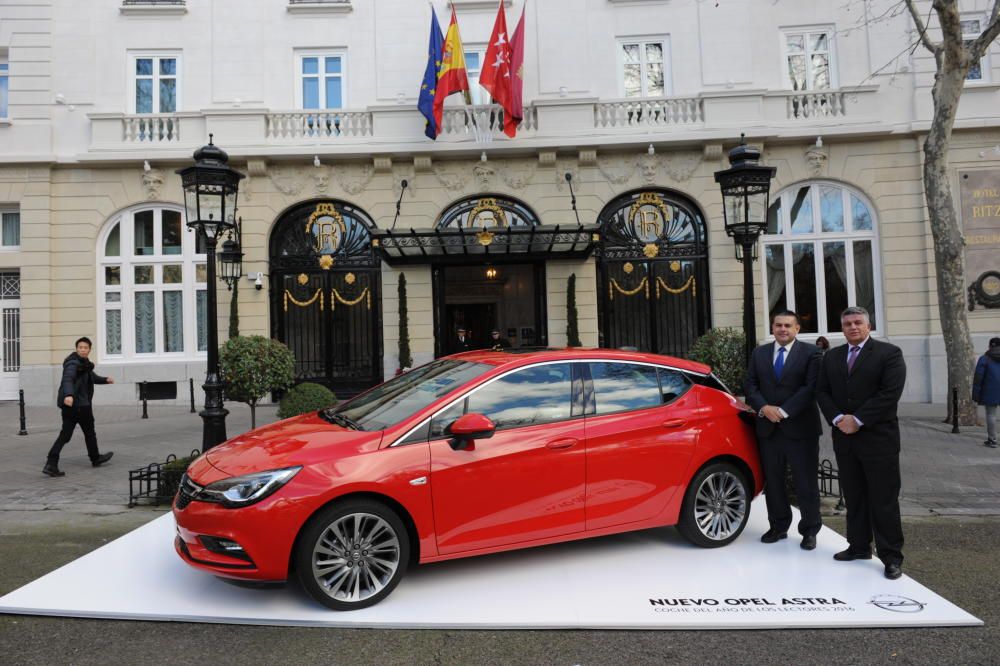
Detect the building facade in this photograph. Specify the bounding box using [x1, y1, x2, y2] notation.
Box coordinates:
[1, 0, 999, 406]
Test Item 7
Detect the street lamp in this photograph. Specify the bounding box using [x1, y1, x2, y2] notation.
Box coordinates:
[176, 135, 245, 450]
[218, 231, 244, 290]
[714, 134, 777, 364]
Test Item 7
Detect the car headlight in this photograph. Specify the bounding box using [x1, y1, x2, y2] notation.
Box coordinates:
[199, 467, 301, 508]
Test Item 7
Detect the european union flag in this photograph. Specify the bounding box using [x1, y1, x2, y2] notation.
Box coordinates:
[419, 7, 445, 140]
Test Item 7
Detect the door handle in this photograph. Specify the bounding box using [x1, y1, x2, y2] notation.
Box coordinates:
[661, 419, 687, 429]
[546, 437, 578, 450]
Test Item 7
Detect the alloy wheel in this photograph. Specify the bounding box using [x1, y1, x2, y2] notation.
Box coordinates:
[311, 511, 402, 604]
[692, 470, 748, 541]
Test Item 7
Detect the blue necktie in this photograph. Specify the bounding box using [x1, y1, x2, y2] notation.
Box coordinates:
[774, 346, 786, 380]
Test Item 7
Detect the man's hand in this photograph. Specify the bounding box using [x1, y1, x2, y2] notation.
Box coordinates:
[836, 415, 860, 434]
[63, 396, 74, 407]
[107, 378, 115, 384]
[761, 405, 784, 423]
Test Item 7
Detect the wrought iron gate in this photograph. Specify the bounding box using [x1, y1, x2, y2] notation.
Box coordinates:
[597, 190, 710, 357]
[269, 201, 382, 397]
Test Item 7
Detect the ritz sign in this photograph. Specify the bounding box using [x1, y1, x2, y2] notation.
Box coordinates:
[959, 171, 1000, 309]
[629, 192, 672, 258]
[306, 203, 346, 269]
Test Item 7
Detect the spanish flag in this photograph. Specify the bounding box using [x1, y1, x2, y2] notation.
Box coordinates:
[432, 7, 471, 132]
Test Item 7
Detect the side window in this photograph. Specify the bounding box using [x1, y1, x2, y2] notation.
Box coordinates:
[429, 400, 465, 439]
[657, 368, 693, 404]
[590, 362, 661, 415]
[466, 363, 573, 430]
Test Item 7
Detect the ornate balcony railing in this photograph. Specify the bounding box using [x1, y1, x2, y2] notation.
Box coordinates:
[122, 114, 182, 143]
[265, 110, 373, 139]
[779, 89, 848, 119]
[594, 97, 704, 128]
[440, 103, 538, 141]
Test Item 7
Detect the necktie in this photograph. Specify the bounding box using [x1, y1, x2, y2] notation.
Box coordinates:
[847, 346, 860, 373]
[774, 346, 786, 380]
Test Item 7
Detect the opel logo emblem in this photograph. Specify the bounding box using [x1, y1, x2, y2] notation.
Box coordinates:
[868, 594, 925, 613]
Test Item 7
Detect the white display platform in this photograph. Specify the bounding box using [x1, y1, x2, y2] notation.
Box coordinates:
[0, 498, 981, 629]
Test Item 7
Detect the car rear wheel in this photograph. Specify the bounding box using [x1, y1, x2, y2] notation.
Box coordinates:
[295, 499, 410, 611]
[676, 462, 750, 548]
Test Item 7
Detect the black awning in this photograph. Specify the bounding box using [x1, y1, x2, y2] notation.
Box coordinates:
[372, 225, 601, 265]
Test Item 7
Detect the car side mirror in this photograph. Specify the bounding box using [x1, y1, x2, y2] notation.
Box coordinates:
[447, 413, 496, 451]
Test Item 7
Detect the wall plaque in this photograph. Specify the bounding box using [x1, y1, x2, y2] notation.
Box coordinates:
[959, 170, 1000, 310]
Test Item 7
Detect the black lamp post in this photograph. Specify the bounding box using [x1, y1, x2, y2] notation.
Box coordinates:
[176, 135, 245, 450]
[218, 230, 244, 290]
[714, 135, 777, 365]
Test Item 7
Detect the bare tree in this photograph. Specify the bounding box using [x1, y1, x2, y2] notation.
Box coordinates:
[905, 0, 1000, 423]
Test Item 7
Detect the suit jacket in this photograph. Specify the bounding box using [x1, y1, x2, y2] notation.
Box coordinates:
[744, 340, 823, 440]
[816, 338, 907, 453]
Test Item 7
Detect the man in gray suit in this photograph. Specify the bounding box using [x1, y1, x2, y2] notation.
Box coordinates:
[744, 310, 824, 550]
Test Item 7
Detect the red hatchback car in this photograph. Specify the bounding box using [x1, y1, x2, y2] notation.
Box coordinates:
[173, 349, 761, 610]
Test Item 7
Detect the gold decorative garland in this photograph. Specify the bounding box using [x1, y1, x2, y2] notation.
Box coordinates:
[609, 277, 650, 301]
[284, 288, 324, 312]
[331, 287, 371, 311]
[655, 275, 697, 298]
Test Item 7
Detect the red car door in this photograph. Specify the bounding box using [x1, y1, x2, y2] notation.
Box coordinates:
[430, 362, 586, 555]
[584, 362, 699, 531]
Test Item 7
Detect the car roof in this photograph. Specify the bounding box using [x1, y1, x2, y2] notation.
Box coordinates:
[443, 347, 713, 375]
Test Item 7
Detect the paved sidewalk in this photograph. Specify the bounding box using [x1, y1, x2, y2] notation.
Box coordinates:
[0, 400, 998, 527]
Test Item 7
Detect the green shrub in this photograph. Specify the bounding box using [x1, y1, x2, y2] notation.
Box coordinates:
[688, 327, 747, 395]
[219, 335, 296, 428]
[158, 454, 198, 502]
[278, 382, 337, 419]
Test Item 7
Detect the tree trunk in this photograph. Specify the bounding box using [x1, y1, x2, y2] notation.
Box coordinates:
[922, 15, 977, 425]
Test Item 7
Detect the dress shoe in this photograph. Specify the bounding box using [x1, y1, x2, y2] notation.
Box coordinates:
[760, 529, 788, 544]
[91, 452, 114, 467]
[833, 548, 872, 561]
[884, 563, 903, 580]
[800, 535, 817, 550]
[986, 439, 998, 449]
[42, 463, 65, 477]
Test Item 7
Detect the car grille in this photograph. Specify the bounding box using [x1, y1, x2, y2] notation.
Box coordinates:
[175, 473, 202, 510]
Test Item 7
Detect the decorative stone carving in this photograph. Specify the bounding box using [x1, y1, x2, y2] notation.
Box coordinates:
[335, 163, 375, 195]
[472, 162, 496, 189]
[597, 154, 637, 185]
[703, 143, 724, 161]
[638, 154, 661, 185]
[373, 156, 393, 173]
[413, 156, 433, 172]
[499, 159, 537, 189]
[555, 160, 579, 191]
[578, 149, 597, 167]
[392, 165, 416, 197]
[311, 166, 331, 195]
[269, 167, 305, 196]
[538, 150, 557, 167]
[141, 168, 164, 200]
[246, 160, 268, 177]
[433, 162, 471, 191]
[664, 152, 702, 182]
[805, 142, 829, 177]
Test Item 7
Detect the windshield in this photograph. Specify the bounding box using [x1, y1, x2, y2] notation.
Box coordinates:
[327, 360, 491, 431]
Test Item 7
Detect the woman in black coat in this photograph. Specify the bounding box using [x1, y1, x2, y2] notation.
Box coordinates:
[43, 337, 115, 477]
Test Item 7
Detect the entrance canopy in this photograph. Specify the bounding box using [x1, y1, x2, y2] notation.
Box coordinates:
[372, 195, 599, 265]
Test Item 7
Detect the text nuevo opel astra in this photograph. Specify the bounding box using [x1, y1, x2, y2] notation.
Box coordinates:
[173, 349, 762, 610]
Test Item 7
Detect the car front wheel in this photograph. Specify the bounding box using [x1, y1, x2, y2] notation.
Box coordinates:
[295, 499, 410, 611]
[676, 462, 750, 548]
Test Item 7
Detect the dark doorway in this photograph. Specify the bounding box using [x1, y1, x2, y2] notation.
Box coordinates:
[433, 262, 546, 356]
[597, 189, 711, 357]
[269, 200, 383, 397]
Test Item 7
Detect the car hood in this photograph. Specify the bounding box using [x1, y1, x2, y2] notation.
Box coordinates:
[204, 411, 383, 478]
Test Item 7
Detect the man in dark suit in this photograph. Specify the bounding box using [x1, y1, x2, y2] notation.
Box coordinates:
[745, 310, 823, 550]
[449, 327, 473, 355]
[816, 306, 907, 580]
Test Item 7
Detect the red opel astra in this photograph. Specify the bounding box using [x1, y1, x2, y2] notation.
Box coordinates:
[173, 349, 761, 610]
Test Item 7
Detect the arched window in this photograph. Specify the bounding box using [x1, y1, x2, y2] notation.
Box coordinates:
[762, 182, 882, 335]
[97, 204, 208, 359]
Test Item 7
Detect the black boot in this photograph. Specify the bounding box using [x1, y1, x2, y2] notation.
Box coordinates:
[92, 452, 114, 467]
[43, 462, 66, 477]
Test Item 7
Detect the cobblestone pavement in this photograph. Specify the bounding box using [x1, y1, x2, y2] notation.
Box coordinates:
[0, 400, 998, 525]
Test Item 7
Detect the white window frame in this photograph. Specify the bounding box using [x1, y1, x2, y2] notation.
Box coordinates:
[0, 54, 9, 120]
[295, 51, 347, 109]
[616, 36, 672, 98]
[97, 204, 208, 361]
[465, 45, 490, 105]
[780, 26, 837, 91]
[961, 14, 991, 84]
[760, 181, 883, 338]
[0, 206, 19, 250]
[128, 51, 181, 114]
